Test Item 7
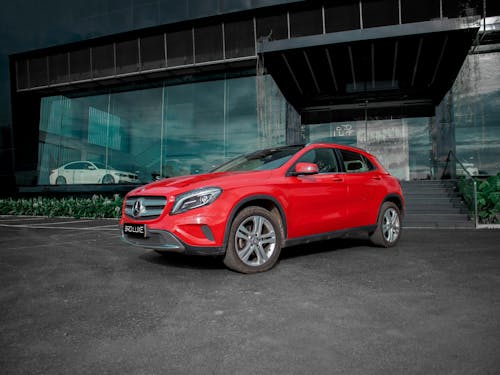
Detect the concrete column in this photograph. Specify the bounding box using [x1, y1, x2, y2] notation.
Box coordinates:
[286, 103, 305, 145]
[430, 91, 456, 179]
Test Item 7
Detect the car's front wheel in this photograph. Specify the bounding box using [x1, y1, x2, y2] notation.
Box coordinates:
[102, 174, 115, 184]
[370, 201, 402, 247]
[223, 206, 283, 274]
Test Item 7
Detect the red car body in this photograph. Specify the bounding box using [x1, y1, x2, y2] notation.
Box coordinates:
[120, 143, 405, 273]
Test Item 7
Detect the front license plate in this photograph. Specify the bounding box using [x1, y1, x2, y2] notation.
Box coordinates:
[123, 223, 147, 238]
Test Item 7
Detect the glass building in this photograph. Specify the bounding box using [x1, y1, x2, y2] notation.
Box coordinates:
[1, 0, 500, 194]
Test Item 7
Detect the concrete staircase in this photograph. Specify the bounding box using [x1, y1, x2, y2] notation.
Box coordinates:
[401, 180, 474, 228]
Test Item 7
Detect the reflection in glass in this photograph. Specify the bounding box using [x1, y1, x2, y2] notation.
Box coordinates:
[49, 161, 140, 185]
[307, 118, 432, 181]
[37, 74, 289, 185]
[453, 53, 500, 176]
[305, 53, 500, 181]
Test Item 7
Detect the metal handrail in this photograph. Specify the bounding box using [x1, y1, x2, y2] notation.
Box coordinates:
[442, 150, 478, 228]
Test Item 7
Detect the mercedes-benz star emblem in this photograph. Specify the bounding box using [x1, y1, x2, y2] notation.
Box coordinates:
[132, 199, 146, 218]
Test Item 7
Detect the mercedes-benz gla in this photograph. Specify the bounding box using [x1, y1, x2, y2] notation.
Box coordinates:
[120, 143, 404, 273]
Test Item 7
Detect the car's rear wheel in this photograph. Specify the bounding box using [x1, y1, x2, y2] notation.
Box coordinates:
[102, 174, 115, 184]
[370, 201, 402, 247]
[223, 206, 283, 274]
[55, 176, 66, 184]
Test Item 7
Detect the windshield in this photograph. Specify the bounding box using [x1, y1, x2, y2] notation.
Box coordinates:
[212, 145, 305, 172]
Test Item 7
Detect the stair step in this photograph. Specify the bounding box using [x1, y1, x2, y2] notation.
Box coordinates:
[406, 198, 464, 206]
[403, 221, 475, 228]
[401, 180, 471, 228]
[404, 189, 456, 194]
[406, 207, 465, 214]
[406, 198, 462, 204]
[404, 213, 470, 218]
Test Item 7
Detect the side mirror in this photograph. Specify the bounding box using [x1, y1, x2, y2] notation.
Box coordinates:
[292, 162, 319, 176]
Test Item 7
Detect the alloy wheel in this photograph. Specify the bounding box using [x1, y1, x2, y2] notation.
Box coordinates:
[382, 207, 400, 244]
[234, 215, 276, 267]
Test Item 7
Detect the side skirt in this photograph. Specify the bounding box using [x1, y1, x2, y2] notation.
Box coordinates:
[284, 225, 377, 248]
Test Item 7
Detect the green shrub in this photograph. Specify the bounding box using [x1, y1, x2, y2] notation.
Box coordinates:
[457, 174, 500, 224]
[0, 195, 123, 219]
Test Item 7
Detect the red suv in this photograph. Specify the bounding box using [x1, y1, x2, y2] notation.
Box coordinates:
[121, 143, 404, 273]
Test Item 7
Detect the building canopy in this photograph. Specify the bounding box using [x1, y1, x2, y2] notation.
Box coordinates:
[258, 19, 479, 123]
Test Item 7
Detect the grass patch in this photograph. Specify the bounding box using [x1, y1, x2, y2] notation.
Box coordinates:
[0, 195, 123, 219]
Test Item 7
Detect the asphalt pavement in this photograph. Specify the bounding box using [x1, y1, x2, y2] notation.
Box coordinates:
[1, 216, 499, 375]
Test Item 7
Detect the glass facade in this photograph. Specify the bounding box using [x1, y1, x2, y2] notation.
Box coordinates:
[453, 52, 500, 176]
[3, 0, 500, 192]
[305, 51, 500, 181]
[35, 48, 500, 186]
[1, 0, 300, 191]
[305, 117, 431, 181]
[37, 74, 292, 185]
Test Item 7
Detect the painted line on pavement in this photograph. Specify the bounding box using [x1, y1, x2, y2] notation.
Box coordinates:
[29, 219, 97, 226]
[0, 216, 49, 222]
[0, 223, 119, 231]
[404, 226, 478, 230]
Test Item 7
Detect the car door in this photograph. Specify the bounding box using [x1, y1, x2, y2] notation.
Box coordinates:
[285, 147, 349, 239]
[63, 162, 79, 184]
[337, 149, 387, 228]
[83, 162, 102, 183]
[72, 162, 90, 184]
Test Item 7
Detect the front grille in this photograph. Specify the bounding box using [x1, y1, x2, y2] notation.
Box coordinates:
[121, 229, 185, 252]
[125, 196, 167, 220]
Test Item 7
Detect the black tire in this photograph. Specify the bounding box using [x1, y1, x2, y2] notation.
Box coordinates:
[223, 206, 283, 274]
[370, 201, 402, 247]
[55, 176, 67, 185]
[102, 174, 115, 184]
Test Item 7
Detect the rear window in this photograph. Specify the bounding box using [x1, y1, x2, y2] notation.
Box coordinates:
[339, 149, 375, 173]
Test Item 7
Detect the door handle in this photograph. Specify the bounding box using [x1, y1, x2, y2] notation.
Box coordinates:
[332, 177, 344, 182]
[372, 176, 382, 180]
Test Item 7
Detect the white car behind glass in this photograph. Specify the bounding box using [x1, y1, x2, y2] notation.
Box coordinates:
[49, 161, 140, 185]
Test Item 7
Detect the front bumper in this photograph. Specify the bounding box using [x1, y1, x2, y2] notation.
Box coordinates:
[121, 227, 225, 256]
[117, 177, 141, 184]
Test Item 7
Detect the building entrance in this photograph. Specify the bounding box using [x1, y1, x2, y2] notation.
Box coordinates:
[306, 117, 432, 181]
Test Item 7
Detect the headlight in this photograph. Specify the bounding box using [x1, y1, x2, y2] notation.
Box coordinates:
[171, 187, 222, 214]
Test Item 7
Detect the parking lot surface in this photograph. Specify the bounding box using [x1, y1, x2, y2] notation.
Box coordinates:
[1, 215, 500, 375]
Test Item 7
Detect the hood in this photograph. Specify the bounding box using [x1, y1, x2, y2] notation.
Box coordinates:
[128, 170, 272, 197]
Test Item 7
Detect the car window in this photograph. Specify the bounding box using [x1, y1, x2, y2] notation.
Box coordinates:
[65, 162, 87, 170]
[339, 150, 375, 173]
[296, 148, 339, 174]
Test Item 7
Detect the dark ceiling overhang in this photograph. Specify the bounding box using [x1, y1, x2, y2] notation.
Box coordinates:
[258, 18, 480, 123]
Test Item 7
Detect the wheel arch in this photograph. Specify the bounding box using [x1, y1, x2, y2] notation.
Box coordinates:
[370, 194, 404, 247]
[223, 195, 287, 249]
[381, 193, 405, 218]
[101, 173, 115, 184]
